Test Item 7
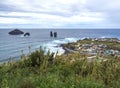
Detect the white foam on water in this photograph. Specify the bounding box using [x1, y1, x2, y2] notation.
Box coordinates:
[101, 36, 105, 38]
[42, 37, 80, 55]
[20, 35, 24, 37]
[100, 36, 113, 38]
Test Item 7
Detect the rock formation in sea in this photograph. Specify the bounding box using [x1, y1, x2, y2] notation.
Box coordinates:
[50, 31, 53, 37]
[24, 32, 30, 37]
[8, 29, 24, 35]
[54, 32, 57, 38]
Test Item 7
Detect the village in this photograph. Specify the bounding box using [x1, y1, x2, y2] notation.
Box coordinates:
[62, 38, 120, 62]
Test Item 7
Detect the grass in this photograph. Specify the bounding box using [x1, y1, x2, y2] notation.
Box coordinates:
[63, 38, 120, 51]
[0, 47, 120, 88]
[77, 38, 120, 50]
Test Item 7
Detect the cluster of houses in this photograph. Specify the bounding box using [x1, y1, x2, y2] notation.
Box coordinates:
[74, 38, 120, 56]
[64, 38, 120, 62]
[90, 38, 120, 42]
[78, 43, 120, 57]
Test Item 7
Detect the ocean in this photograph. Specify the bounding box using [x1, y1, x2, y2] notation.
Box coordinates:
[0, 29, 120, 62]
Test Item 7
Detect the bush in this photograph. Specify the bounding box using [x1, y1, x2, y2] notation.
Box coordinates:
[18, 79, 36, 88]
[29, 48, 44, 67]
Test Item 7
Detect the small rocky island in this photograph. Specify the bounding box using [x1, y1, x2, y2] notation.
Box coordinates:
[24, 32, 30, 37]
[8, 29, 24, 35]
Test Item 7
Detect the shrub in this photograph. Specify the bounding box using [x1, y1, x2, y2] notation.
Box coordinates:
[1, 78, 9, 88]
[28, 47, 48, 67]
[28, 47, 55, 67]
[18, 79, 36, 88]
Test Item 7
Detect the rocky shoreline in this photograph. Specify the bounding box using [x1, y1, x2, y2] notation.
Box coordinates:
[60, 38, 120, 61]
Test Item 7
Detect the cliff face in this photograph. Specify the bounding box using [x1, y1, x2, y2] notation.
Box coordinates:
[9, 29, 24, 35]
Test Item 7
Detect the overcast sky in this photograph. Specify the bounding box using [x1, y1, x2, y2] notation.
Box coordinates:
[0, 0, 120, 28]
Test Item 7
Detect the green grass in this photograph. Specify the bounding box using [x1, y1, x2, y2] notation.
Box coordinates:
[0, 47, 120, 88]
[63, 38, 120, 50]
[78, 39, 120, 50]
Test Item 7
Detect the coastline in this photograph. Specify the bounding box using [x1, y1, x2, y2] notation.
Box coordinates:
[0, 37, 120, 88]
[1, 29, 120, 62]
[60, 37, 120, 61]
[1, 37, 120, 63]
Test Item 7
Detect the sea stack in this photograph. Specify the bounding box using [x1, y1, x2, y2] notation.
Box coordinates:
[8, 29, 24, 35]
[54, 32, 57, 38]
[24, 32, 30, 37]
[50, 31, 53, 37]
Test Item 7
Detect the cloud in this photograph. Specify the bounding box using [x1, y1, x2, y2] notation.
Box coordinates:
[86, 0, 120, 24]
[0, 17, 29, 24]
[0, 0, 119, 28]
[86, 0, 120, 11]
[0, 11, 104, 25]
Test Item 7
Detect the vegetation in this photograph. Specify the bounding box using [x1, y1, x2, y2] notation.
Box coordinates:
[0, 47, 120, 88]
[62, 38, 120, 51]
[78, 39, 120, 50]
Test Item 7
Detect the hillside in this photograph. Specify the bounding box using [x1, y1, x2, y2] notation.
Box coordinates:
[0, 39, 120, 88]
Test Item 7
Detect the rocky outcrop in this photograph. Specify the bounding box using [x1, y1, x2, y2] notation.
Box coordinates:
[54, 32, 57, 38]
[24, 32, 30, 37]
[50, 31, 53, 37]
[9, 29, 24, 35]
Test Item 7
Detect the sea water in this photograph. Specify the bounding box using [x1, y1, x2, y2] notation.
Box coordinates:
[0, 29, 120, 62]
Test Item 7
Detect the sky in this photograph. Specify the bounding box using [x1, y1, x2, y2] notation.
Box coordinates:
[0, 0, 120, 28]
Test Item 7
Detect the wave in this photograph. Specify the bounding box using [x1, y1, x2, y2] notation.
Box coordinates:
[0, 37, 81, 62]
[42, 37, 80, 55]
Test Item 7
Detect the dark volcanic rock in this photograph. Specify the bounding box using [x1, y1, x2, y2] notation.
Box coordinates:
[9, 29, 24, 35]
[24, 32, 30, 36]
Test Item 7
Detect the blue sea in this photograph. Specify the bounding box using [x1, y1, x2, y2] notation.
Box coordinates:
[0, 29, 120, 62]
